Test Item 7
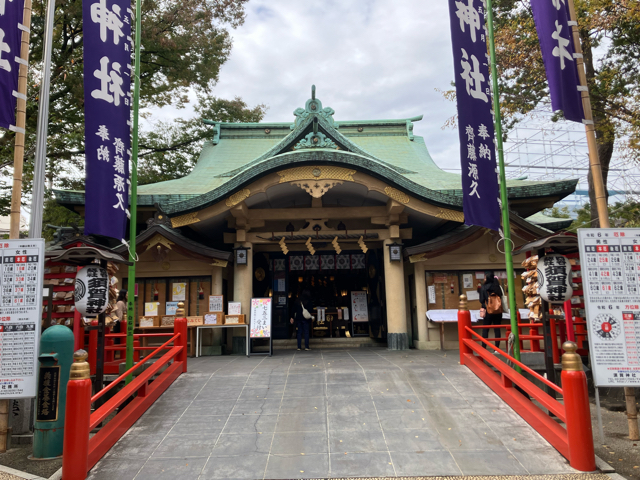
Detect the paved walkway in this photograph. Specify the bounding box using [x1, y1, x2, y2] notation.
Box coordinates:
[87, 349, 577, 480]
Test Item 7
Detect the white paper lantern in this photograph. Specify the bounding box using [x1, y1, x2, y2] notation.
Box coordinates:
[537, 254, 573, 303]
[74, 265, 109, 317]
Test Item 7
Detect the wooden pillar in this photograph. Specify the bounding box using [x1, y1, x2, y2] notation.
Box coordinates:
[232, 237, 252, 352]
[383, 237, 408, 350]
[413, 261, 429, 349]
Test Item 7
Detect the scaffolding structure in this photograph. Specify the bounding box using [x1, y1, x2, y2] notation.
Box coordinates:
[503, 113, 640, 211]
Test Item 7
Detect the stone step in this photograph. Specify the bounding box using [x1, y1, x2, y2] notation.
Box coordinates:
[254, 337, 387, 351]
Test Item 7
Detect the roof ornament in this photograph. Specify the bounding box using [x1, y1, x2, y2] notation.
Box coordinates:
[292, 85, 337, 129]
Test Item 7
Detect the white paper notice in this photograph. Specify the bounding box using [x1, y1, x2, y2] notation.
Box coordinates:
[228, 302, 242, 315]
[209, 295, 223, 312]
[463, 274, 473, 289]
[0, 239, 45, 399]
[277, 278, 285, 292]
[145, 302, 159, 316]
[475, 271, 485, 279]
[428, 285, 436, 304]
[466, 290, 480, 301]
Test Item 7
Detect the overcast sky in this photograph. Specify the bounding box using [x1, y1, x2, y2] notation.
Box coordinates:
[145, 0, 461, 170]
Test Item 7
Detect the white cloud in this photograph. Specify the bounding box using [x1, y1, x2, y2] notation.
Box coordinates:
[149, 0, 461, 170]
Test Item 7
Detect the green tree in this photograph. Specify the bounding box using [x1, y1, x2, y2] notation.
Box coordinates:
[0, 0, 264, 219]
[569, 200, 640, 231]
[494, 0, 640, 226]
[543, 205, 572, 219]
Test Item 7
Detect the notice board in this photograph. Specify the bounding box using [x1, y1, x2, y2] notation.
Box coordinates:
[351, 291, 369, 322]
[250, 297, 272, 338]
[0, 239, 45, 399]
[579, 228, 640, 387]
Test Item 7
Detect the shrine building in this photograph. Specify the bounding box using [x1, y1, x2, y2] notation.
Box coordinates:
[55, 87, 576, 351]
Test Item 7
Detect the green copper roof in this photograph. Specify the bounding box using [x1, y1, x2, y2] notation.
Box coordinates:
[55, 86, 578, 215]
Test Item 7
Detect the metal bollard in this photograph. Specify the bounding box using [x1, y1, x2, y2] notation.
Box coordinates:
[561, 341, 596, 471]
[62, 350, 92, 480]
[32, 325, 75, 459]
[457, 294, 472, 364]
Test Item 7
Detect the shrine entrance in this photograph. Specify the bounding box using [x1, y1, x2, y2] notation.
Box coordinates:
[253, 249, 387, 341]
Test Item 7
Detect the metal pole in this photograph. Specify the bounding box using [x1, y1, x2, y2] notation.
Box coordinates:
[595, 387, 605, 444]
[28, 0, 55, 239]
[565, 0, 639, 441]
[486, 0, 521, 365]
[2, 0, 33, 454]
[125, 0, 142, 383]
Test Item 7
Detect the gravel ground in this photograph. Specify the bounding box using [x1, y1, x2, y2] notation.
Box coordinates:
[591, 400, 640, 480]
[0, 473, 22, 480]
[0, 443, 60, 479]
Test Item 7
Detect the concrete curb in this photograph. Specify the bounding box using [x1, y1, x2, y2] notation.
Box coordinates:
[596, 454, 617, 473]
[0, 464, 46, 480]
[46, 468, 61, 480]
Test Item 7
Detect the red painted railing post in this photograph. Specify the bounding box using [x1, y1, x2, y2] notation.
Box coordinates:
[88, 320, 98, 375]
[549, 311, 560, 364]
[62, 350, 92, 480]
[561, 341, 595, 472]
[105, 326, 114, 363]
[174, 302, 188, 373]
[457, 294, 472, 365]
[133, 340, 140, 362]
[564, 299, 575, 342]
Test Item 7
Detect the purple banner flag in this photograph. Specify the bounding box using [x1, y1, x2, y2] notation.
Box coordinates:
[83, 0, 132, 240]
[448, 0, 501, 231]
[530, 0, 584, 123]
[0, 0, 26, 130]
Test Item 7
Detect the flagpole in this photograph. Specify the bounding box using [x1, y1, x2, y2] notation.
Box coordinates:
[485, 0, 521, 365]
[28, 0, 56, 238]
[1, 0, 33, 455]
[125, 0, 141, 384]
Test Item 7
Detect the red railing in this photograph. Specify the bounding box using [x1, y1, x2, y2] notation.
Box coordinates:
[457, 302, 595, 472]
[62, 317, 188, 480]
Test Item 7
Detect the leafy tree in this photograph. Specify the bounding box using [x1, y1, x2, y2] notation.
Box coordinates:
[569, 200, 640, 231]
[543, 205, 572, 219]
[138, 95, 266, 185]
[494, 0, 640, 226]
[0, 0, 264, 221]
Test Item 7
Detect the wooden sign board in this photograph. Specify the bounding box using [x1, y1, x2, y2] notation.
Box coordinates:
[250, 298, 272, 338]
[160, 315, 175, 327]
[187, 316, 203, 326]
[204, 312, 224, 325]
[139, 316, 159, 327]
[225, 314, 245, 325]
[209, 295, 223, 312]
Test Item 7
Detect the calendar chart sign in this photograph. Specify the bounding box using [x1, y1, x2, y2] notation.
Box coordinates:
[0, 239, 45, 399]
[250, 298, 272, 338]
[579, 228, 640, 387]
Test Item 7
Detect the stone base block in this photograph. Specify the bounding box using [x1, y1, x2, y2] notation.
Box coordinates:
[387, 332, 409, 350]
[200, 345, 222, 356]
[232, 336, 246, 355]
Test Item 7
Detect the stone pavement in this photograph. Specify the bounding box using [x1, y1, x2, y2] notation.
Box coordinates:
[87, 349, 578, 480]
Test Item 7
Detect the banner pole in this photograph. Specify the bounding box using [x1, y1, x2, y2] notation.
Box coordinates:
[485, 0, 521, 366]
[125, 0, 142, 384]
[2, 0, 33, 454]
[28, 0, 56, 238]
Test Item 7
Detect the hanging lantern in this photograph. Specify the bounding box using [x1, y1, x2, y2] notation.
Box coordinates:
[74, 265, 109, 318]
[388, 242, 403, 262]
[234, 246, 250, 265]
[537, 254, 573, 303]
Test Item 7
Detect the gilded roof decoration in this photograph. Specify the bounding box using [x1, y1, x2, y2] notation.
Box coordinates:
[225, 189, 251, 207]
[384, 187, 410, 204]
[171, 211, 200, 228]
[278, 166, 356, 183]
[293, 181, 343, 198]
[436, 208, 465, 222]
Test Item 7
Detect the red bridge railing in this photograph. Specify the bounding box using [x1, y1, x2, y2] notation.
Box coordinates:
[457, 295, 595, 472]
[61, 317, 188, 480]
